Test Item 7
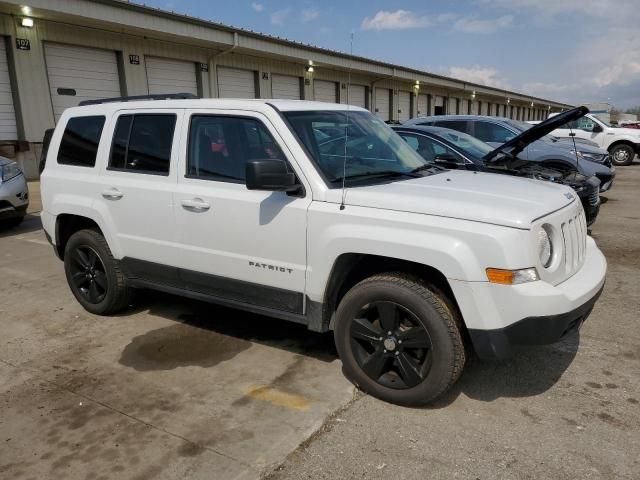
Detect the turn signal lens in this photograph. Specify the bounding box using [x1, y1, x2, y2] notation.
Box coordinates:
[486, 267, 539, 285]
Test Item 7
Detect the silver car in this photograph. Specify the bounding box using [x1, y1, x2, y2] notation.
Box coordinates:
[0, 156, 29, 227]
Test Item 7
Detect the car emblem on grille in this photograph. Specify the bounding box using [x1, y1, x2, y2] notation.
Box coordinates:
[564, 192, 574, 200]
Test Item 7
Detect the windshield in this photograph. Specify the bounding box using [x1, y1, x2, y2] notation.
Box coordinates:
[283, 110, 430, 185]
[434, 128, 495, 157]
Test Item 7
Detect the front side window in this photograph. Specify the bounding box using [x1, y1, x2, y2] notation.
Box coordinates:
[187, 116, 286, 181]
[57, 116, 106, 167]
[284, 110, 429, 185]
[398, 132, 464, 164]
[109, 114, 176, 175]
[474, 121, 515, 143]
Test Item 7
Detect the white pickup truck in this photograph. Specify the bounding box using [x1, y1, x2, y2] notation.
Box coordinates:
[40, 96, 607, 405]
[550, 112, 640, 166]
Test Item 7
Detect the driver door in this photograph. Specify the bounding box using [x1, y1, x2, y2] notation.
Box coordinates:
[173, 109, 311, 314]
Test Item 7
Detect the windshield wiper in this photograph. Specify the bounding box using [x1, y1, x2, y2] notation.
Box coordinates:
[410, 164, 445, 174]
[333, 170, 421, 183]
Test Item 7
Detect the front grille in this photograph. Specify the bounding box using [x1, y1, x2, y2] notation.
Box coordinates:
[561, 209, 587, 277]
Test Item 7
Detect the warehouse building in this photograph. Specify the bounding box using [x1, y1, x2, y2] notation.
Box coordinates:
[0, 0, 572, 179]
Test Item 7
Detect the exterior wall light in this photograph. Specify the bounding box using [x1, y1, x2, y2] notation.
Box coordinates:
[471, 91, 476, 100]
[306, 66, 314, 73]
[21, 17, 34, 28]
[506, 98, 511, 104]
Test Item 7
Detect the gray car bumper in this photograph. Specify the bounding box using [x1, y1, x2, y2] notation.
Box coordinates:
[0, 174, 29, 219]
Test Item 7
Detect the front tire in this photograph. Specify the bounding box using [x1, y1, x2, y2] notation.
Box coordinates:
[64, 229, 131, 315]
[609, 144, 634, 166]
[334, 273, 466, 406]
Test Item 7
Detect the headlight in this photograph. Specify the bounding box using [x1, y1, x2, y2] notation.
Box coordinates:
[538, 225, 553, 268]
[0, 161, 22, 183]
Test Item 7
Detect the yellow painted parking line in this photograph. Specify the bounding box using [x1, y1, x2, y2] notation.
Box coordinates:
[244, 386, 310, 411]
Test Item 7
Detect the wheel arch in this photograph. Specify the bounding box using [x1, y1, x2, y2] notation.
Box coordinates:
[608, 139, 637, 152]
[320, 253, 466, 335]
[55, 214, 109, 259]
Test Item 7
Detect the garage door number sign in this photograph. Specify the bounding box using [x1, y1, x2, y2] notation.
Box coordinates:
[16, 38, 30, 50]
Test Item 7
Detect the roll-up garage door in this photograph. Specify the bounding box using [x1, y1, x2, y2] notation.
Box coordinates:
[272, 74, 301, 100]
[470, 101, 479, 115]
[218, 67, 256, 98]
[346, 84, 366, 108]
[433, 95, 445, 115]
[375, 88, 391, 121]
[314, 80, 337, 103]
[448, 97, 457, 115]
[45, 43, 121, 120]
[146, 57, 197, 96]
[398, 91, 411, 122]
[417, 94, 428, 117]
[0, 40, 17, 140]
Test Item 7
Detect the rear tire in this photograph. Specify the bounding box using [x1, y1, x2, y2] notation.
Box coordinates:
[609, 144, 634, 166]
[64, 229, 131, 315]
[334, 273, 466, 406]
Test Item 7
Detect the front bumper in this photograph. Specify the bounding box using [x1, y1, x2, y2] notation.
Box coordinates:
[450, 236, 607, 360]
[0, 174, 29, 220]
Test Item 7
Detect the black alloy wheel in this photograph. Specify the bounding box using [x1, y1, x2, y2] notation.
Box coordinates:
[68, 246, 108, 304]
[351, 301, 433, 389]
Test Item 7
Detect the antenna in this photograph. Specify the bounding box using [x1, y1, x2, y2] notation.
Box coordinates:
[339, 32, 354, 211]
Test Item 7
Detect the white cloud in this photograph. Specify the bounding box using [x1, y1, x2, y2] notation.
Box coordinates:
[270, 8, 291, 25]
[447, 66, 511, 90]
[251, 2, 263, 12]
[301, 8, 319, 22]
[361, 10, 433, 31]
[453, 15, 513, 34]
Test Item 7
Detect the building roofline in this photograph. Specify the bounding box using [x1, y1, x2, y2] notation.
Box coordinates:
[89, 0, 572, 108]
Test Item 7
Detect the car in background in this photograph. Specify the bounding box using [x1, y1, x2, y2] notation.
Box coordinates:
[0, 156, 29, 228]
[619, 120, 640, 130]
[406, 110, 615, 192]
[393, 111, 602, 225]
[548, 113, 640, 166]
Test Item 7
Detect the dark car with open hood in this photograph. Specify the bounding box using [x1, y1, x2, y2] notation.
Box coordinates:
[393, 107, 601, 225]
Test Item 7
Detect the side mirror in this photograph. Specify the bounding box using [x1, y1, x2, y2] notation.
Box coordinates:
[591, 124, 603, 133]
[246, 159, 301, 193]
[434, 154, 461, 169]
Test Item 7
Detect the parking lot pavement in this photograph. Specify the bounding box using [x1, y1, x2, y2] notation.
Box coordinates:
[2, 166, 640, 480]
[0, 218, 354, 479]
[268, 163, 640, 480]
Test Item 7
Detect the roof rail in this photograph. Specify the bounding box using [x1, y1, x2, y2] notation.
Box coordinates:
[78, 93, 198, 106]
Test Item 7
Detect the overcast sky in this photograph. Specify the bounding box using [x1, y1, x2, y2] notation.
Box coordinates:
[147, 0, 640, 109]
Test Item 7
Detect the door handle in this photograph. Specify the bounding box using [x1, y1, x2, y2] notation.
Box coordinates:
[101, 188, 123, 200]
[181, 198, 210, 212]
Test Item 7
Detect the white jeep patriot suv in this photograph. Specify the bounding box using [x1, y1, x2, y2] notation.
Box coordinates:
[41, 96, 607, 405]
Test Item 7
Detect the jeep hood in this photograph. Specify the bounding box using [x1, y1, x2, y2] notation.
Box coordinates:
[484, 106, 590, 161]
[343, 170, 575, 229]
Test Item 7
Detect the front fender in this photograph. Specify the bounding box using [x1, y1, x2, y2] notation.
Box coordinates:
[306, 203, 529, 303]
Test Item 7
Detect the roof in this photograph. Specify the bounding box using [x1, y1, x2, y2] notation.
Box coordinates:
[62, 98, 370, 116]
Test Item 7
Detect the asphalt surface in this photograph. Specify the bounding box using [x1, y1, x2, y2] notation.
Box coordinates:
[268, 162, 640, 480]
[2, 163, 639, 479]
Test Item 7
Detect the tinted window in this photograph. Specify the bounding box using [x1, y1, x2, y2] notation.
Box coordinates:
[188, 116, 286, 181]
[57, 116, 105, 167]
[109, 114, 176, 175]
[433, 120, 468, 134]
[474, 121, 516, 143]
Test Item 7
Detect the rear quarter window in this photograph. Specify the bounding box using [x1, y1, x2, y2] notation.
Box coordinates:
[57, 116, 106, 167]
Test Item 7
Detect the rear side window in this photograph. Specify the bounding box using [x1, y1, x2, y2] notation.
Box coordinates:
[187, 115, 285, 182]
[109, 114, 176, 175]
[474, 121, 516, 143]
[57, 116, 106, 167]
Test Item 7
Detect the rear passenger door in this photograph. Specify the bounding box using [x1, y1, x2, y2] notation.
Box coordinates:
[95, 110, 182, 272]
[173, 109, 311, 315]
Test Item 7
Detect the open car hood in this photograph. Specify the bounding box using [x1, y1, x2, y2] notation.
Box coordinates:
[484, 106, 590, 161]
